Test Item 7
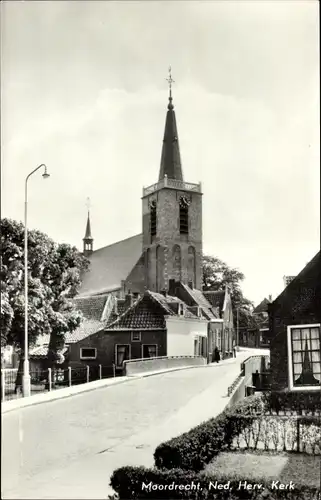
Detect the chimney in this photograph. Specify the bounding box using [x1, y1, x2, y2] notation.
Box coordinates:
[124, 291, 133, 310]
[160, 289, 167, 297]
[188, 280, 194, 290]
[168, 279, 176, 294]
[268, 294, 272, 302]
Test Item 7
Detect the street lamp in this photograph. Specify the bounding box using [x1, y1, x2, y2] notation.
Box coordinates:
[23, 164, 50, 397]
[236, 306, 240, 351]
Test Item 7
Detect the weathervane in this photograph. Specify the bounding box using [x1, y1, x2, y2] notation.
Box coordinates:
[166, 66, 175, 100]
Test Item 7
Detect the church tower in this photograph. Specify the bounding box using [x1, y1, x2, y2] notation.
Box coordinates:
[83, 210, 93, 257]
[142, 69, 203, 292]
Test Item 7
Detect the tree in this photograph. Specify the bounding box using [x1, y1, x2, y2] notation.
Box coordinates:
[0, 218, 89, 388]
[202, 255, 259, 330]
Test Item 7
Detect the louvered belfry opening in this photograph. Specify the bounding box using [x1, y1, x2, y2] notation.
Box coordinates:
[150, 201, 157, 240]
[179, 196, 189, 234]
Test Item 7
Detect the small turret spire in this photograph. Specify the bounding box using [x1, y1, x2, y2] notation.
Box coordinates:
[83, 198, 93, 257]
[159, 67, 184, 181]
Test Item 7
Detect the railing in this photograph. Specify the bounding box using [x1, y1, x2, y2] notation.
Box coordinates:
[123, 355, 206, 376]
[1, 365, 117, 401]
[142, 176, 202, 197]
[227, 355, 270, 397]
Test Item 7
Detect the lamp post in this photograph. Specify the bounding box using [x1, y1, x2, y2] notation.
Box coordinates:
[236, 306, 239, 351]
[23, 164, 50, 397]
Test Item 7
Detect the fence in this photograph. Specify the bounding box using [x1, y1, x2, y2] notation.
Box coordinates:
[230, 414, 321, 455]
[1, 365, 117, 402]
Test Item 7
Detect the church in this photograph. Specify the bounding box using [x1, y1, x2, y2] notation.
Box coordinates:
[30, 75, 235, 375]
[80, 75, 203, 298]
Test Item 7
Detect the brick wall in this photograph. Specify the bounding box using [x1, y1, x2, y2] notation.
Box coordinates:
[269, 257, 320, 392]
[68, 330, 167, 370]
[142, 187, 203, 291]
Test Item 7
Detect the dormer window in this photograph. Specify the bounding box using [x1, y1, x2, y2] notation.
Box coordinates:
[150, 200, 157, 238]
[179, 196, 189, 234]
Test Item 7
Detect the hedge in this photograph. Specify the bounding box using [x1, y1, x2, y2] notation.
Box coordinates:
[110, 465, 320, 500]
[262, 391, 321, 414]
[154, 394, 266, 471]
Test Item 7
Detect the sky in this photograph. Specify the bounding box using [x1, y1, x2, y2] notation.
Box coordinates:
[1, 0, 319, 305]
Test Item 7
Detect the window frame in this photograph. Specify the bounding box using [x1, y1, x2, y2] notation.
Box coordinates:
[131, 331, 141, 342]
[80, 347, 97, 360]
[115, 344, 131, 368]
[287, 323, 321, 392]
[141, 344, 158, 359]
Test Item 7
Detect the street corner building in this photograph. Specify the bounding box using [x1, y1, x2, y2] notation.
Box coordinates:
[268, 251, 321, 394]
[30, 86, 235, 374]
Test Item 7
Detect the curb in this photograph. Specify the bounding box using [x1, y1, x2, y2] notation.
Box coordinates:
[1, 354, 249, 414]
[1, 362, 213, 414]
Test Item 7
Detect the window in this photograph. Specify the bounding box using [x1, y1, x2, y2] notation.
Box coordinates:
[179, 197, 189, 234]
[142, 344, 157, 358]
[80, 347, 97, 360]
[115, 344, 131, 368]
[131, 331, 141, 342]
[150, 201, 157, 238]
[288, 324, 321, 391]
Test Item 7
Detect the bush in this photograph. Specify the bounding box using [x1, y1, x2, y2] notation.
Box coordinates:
[154, 395, 266, 471]
[263, 391, 321, 415]
[110, 465, 320, 499]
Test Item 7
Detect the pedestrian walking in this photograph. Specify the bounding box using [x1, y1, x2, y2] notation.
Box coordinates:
[214, 346, 220, 363]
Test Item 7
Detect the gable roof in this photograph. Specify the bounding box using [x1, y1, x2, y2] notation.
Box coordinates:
[78, 233, 143, 297]
[183, 286, 217, 320]
[272, 251, 320, 310]
[203, 290, 225, 313]
[29, 345, 69, 359]
[105, 292, 169, 330]
[106, 298, 131, 326]
[73, 294, 110, 321]
[253, 297, 271, 314]
[148, 291, 198, 319]
[31, 319, 105, 354]
[105, 290, 199, 331]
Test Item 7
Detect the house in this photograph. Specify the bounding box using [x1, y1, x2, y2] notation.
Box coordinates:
[29, 293, 114, 374]
[55, 291, 207, 374]
[269, 251, 320, 392]
[253, 296, 272, 347]
[30, 289, 208, 375]
[203, 287, 234, 359]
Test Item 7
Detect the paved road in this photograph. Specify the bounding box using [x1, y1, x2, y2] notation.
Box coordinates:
[2, 351, 266, 499]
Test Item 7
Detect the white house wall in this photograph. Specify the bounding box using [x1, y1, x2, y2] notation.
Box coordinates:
[166, 317, 208, 356]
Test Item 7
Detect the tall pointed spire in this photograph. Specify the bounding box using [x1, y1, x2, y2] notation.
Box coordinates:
[84, 211, 92, 240]
[83, 198, 93, 257]
[158, 67, 184, 181]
